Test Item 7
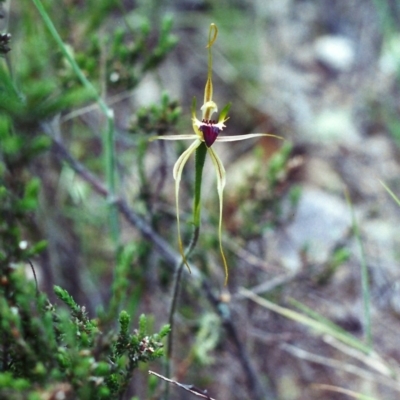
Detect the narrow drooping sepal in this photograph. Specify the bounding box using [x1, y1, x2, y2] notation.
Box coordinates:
[207, 146, 229, 285]
[200, 122, 221, 147]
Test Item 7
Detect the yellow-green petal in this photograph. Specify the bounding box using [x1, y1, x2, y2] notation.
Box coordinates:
[217, 102, 231, 124]
[173, 139, 202, 272]
[150, 134, 198, 141]
[216, 133, 284, 142]
[207, 146, 229, 285]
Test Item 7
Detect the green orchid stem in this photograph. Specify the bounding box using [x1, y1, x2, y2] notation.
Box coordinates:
[193, 142, 208, 227]
[164, 144, 208, 399]
[164, 226, 200, 400]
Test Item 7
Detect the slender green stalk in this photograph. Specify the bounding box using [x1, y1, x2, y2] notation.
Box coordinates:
[193, 142, 208, 226]
[163, 227, 199, 400]
[345, 189, 372, 349]
[32, 0, 120, 247]
[163, 144, 207, 399]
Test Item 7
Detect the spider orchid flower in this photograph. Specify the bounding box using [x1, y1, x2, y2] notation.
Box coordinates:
[151, 23, 281, 284]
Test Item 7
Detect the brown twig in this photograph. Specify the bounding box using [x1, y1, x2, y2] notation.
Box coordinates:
[149, 370, 216, 400]
[27, 260, 39, 297]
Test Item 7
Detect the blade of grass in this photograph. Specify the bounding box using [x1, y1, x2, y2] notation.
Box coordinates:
[380, 180, 400, 207]
[286, 301, 393, 375]
[32, 0, 120, 247]
[345, 188, 372, 349]
[282, 343, 400, 392]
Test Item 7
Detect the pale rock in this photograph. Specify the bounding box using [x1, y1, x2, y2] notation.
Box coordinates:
[314, 35, 355, 72]
[269, 186, 351, 271]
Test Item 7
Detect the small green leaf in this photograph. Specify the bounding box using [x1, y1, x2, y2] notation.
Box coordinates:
[159, 324, 171, 338]
[119, 310, 130, 334]
[138, 314, 147, 337]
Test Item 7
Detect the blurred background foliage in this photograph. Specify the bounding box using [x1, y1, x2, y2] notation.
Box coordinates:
[3, 0, 400, 399]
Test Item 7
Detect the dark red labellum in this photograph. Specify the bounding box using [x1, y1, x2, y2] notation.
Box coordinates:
[199, 120, 221, 147]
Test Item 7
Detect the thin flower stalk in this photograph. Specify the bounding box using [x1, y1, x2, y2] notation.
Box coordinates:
[152, 23, 282, 284]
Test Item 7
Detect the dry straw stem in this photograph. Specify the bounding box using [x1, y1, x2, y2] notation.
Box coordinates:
[240, 288, 400, 393]
[311, 383, 376, 400]
[281, 343, 400, 393]
[235, 272, 298, 298]
[322, 335, 395, 378]
[239, 287, 371, 353]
